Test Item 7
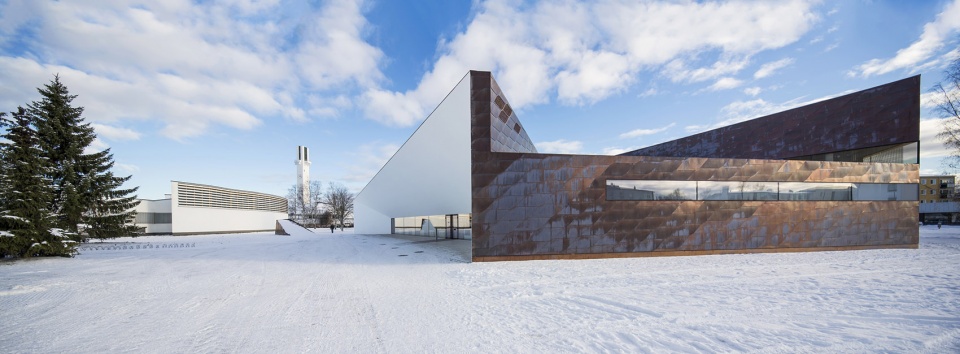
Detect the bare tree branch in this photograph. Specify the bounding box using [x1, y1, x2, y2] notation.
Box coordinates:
[323, 182, 354, 230]
[935, 57, 960, 169]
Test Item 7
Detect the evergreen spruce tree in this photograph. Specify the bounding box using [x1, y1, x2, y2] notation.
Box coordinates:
[30, 75, 140, 242]
[0, 111, 14, 257]
[0, 107, 74, 257]
[81, 150, 142, 240]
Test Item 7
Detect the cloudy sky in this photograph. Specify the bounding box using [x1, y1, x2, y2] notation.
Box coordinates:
[1, 0, 958, 199]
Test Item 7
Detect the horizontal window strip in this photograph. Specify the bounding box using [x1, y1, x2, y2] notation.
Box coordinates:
[606, 180, 918, 202]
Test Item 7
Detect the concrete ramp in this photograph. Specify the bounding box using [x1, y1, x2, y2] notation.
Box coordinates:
[276, 219, 314, 236]
[275, 220, 289, 235]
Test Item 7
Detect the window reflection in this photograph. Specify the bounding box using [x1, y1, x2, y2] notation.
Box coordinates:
[606, 180, 917, 201]
[779, 182, 852, 201]
[391, 214, 472, 239]
[606, 180, 696, 201]
[698, 181, 778, 201]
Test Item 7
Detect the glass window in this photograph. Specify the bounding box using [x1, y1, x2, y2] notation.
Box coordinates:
[853, 183, 917, 201]
[607, 180, 917, 201]
[606, 180, 696, 201]
[698, 181, 778, 201]
[779, 182, 853, 201]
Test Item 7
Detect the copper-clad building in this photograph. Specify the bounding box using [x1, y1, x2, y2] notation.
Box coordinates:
[355, 71, 920, 262]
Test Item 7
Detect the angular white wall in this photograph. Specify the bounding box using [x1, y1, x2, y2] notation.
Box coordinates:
[354, 74, 472, 234]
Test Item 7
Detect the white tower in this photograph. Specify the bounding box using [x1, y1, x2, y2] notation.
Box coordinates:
[296, 146, 311, 203]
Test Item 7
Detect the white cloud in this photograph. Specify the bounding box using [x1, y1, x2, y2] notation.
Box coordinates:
[754, 58, 795, 79]
[535, 139, 583, 154]
[293, 0, 384, 90]
[619, 123, 675, 139]
[707, 77, 744, 91]
[923, 84, 960, 113]
[639, 87, 658, 97]
[914, 47, 960, 74]
[0, 0, 823, 133]
[743, 87, 762, 96]
[115, 163, 140, 174]
[0, 0, 384, 139]
[601, 146, 638, 156]
[850, 0, 960, 77]
[556, 50, 634, 104]
[824, 41, 840, 52]
[687, 91, 850, 133]
[921, 92, 936, 110]
[362, 89, 427, 127]
[921, 118, 952, 159]
[85, 138, 109, 154]
[343, 142, 400, 187]
[366, 0, 820, 126]
[664, 57, 750, 83]
[91, 123, 141, 141]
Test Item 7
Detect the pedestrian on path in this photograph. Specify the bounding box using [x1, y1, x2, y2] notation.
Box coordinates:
[330, 224, 335, 233]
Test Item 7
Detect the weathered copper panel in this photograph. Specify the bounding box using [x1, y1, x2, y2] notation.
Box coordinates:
[468, 71, 920, 261]
[471, 152, 919, 259]
[623, 76, 920, 160]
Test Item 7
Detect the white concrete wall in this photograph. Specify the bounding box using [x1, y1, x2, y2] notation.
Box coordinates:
[133, 198, 172, 234]
[170, 181, 287, 235]
[354, 73, 472, 234]
[170, 207, 287, 235]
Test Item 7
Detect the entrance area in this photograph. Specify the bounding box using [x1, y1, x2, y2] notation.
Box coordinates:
[392, 214, 472, 239]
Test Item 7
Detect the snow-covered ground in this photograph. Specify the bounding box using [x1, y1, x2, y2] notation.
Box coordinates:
[2, 223, 959, 353]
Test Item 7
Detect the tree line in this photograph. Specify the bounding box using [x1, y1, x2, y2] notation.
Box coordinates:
[0, 76, 139, 258]
[287, 180, 354, 229]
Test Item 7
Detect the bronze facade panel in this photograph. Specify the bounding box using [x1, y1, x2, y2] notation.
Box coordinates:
[471, 152, 918, 259]
[465, 71, 920, 261]
[623, 76, 920, 160]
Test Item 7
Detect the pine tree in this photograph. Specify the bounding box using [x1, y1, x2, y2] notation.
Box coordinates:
[0, 107, 75, 257]
[80, 150, 141, 240]
[30, 75, 140, 241]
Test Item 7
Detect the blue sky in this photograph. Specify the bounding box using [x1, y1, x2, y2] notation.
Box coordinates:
[1, 0, 958, 200]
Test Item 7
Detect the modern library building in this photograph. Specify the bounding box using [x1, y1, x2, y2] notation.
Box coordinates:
[355, 71, 920, 262]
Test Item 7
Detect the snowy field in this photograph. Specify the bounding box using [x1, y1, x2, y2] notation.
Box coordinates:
[2, 223, 959, 353]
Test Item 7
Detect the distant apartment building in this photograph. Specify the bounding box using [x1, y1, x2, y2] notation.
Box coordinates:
[919, 175, 955, 204]
[919, 175, 958, 224]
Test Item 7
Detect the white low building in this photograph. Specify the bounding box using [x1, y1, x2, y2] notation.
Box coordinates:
[133, 181, 288, 235]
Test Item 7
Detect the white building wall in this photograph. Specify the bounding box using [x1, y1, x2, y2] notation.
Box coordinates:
[170, 207, 287, 235]
[133, 198, 172, 234]
[354, 73, 472, 234]
[170, 181, 288, 235]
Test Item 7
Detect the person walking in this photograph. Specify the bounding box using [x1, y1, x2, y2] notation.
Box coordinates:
[330, 224, 335, 233]
[938, 221, 943, 229]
